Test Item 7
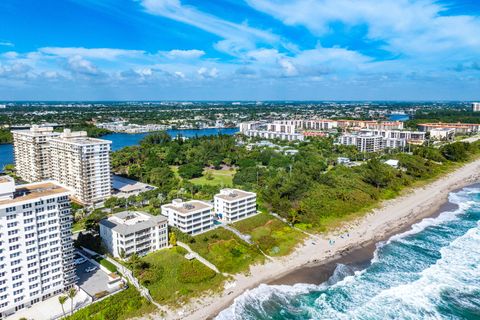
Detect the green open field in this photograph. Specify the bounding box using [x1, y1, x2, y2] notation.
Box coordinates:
[233, 213, 306, 256]
[190, 168, 236, 186]
[139, 247, 225, 306]
[188, 228, 264, 274]
[171, 165, 235, 187]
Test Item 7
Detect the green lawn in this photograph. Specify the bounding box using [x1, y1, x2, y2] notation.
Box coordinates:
[94, 256, 118, 273]
[66, 286, 156, 320]
[190, 168, 236, 187]
[189, 228, 264, 274]
[233, 213, 306, 256]
[138, 247, 225, 306]
[170, 165, 235, 186]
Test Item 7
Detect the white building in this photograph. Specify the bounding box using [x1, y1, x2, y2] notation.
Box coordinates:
[161, 199, 214, 235]
[214, 189, 257, 223]
[99, 211, 168, 259]
[11, 126, 60, 182]
[48, 130, 112, 205]
[430, 128, 455, 140]
[473, 102, 480, 112]
[239, 122, 304, 141]
[339, 133, 384, 153]
[0, 177, 75, 318]
[358, 129, 426, 142]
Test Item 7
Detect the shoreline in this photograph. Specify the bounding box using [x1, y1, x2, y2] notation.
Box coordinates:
[159, 158, 480, 320]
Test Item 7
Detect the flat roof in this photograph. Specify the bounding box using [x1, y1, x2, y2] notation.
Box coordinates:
[215, 189, 256, 202]
[48, 136, 112, 146]
[112, 175, 155, 192]
[0, 176, 13, 183]
[99, 211, 167, 235]
[0, 181, 70, 206]
[163, 200, 212, 215]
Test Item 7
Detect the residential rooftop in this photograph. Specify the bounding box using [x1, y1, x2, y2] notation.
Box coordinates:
[162, 199, 213, 215]
[215, 188, 256, 202]
[0, 181, 70, 206]
[99, 211, 167, 235]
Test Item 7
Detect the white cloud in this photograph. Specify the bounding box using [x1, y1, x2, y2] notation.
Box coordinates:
[197, 67, 219, 78]
[39, 47, 145, 60]
[164, 49, 205, 59]
[246, 0, 480, 57]
[66, 55, 102, 76]
[140, 0, 283, 55]
[0, 41, 14, 47]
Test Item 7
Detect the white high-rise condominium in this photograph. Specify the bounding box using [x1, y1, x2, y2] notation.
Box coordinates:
[0, 176, 75, 318]
[48, 129, 112, 205]
[473, 102, 480, 112]
[11, 126, 60, 182]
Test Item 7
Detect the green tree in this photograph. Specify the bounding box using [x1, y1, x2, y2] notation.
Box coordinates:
[58, 295, 68, 318]
[68, 288, 78, 315]
[178, 163, 204, 179]
[169, 232, 177, 246]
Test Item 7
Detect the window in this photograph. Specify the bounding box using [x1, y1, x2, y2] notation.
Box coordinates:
[6, 207, 16, 213]
[22, 203, 32, 209]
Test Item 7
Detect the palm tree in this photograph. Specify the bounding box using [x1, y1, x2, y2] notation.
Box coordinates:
[58, 295, 68, 318]
[67, 288, 77, 315]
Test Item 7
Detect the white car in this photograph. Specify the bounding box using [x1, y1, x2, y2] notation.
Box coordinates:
[74, 257, 86, 265]
[85, 266, 97, 273]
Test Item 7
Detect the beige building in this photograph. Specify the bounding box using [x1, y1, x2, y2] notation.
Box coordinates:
[12, 126, 60, 182]
[48, 129, 112, 205]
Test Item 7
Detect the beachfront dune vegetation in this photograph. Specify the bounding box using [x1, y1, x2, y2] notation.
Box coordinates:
[126, 247, 225, 306]
[64, 286, 155, 320]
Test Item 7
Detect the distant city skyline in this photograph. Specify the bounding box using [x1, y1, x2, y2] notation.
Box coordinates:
[1, 0, 480, 100]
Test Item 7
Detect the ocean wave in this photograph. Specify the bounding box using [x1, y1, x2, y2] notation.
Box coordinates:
[216, 187, 480, 320]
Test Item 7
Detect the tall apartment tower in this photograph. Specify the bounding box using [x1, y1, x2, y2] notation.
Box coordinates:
[11, 126, 60, 182]
[48, 129, 112, 205]
[0, 176, 76, 318]
[473, 102, 480, 112]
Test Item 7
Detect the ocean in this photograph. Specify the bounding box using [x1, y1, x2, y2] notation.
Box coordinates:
[217, 185, 480, 320]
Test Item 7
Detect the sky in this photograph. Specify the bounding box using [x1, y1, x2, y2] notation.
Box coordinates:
[0, 0, 480, 101]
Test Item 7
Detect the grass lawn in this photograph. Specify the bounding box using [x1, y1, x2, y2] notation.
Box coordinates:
[189, 228, 264, 274]
[233, 213, 306, 256]
[138, 247, 225, 306]
[66, 286, 156, 320]
[189, 168, 236, 187]
[94, 256, 118, 273]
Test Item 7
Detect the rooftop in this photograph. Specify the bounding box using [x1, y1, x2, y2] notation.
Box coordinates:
[163, 199, 213, 215]
[0, 181, 70, 206]
[215, 188, 256, 202]
[99, 211, 167, 235]
[49, 130, 112, 146]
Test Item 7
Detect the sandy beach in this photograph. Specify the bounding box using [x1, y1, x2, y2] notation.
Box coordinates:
[157, 158, 480, 320]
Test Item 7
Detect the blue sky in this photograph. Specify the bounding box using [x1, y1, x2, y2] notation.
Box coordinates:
[0, 0, 480, 100]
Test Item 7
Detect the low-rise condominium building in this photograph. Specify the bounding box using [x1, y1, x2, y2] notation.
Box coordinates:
[214, 188, 257, 223]
[11, 126, 60, 182]
[239, 122, 304, 141]
[48, 129, 112, 205]
[99, 211, 168, 259]
[161, 199, 214, 235]
[0, 177, 75, 318]
[418, 122, 480, 135]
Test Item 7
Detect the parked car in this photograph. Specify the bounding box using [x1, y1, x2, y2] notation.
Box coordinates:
[74, 257, 87, 265]
[85, 266, 97, 273]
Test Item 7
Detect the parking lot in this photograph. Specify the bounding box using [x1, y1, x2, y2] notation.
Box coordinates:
[75, 254, 112, 297]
